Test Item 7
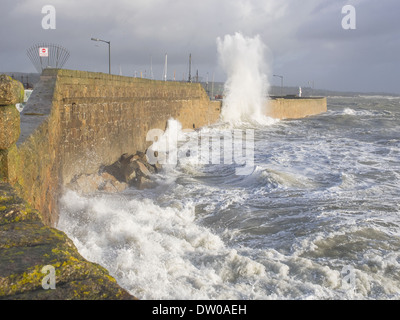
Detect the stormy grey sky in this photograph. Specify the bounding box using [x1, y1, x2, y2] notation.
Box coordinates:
[1, 0, 399, 94]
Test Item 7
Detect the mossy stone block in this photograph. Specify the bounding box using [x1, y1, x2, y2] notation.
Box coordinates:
[0, 182, 135, 300]
[0, 75, 24, 106]
[0, 105, 20, 150]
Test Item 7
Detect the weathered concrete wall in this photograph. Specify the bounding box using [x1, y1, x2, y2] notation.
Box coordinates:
[267, 97, 327, 119]
[4, 69, 221, 226]
[0, 75, 24, 187]
[53, 69, 221, 186]
[0, 73, 135, 299]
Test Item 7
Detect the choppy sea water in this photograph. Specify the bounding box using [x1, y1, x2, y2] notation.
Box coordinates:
[58, 96, 400, 300]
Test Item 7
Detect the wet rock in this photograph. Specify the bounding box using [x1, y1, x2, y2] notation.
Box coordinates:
[102, 153, 135, 183]
[100, 173, 128, 193]
[135, 160, 152, 177]
[67, 172, 128, 195]
[127, 169, 136, 181]
[67, 151, 161, 194]
[135, 175, 156, 190]
[68, 173, 102, 194]
[101, 151, 160, 190]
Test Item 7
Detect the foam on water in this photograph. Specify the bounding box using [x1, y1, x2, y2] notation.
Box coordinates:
[58, 183, 400, 300]
[343, 108, 356, 115]
[58, 96, 400, 299]
[58, 190, 273, 299]
[57, 38, 400, 300]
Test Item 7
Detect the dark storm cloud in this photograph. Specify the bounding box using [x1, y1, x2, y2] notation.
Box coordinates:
[1, 0, 399, 93]
[286, 0, 400, 93]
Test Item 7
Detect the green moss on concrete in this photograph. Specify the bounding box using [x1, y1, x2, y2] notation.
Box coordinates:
[0, 182, 135, 300]
[0, 105, 20, 150]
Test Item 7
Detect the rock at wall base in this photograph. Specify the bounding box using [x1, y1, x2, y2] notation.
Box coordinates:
[134, 175, 157, 190]
[66, 172, 128, 195]
[101, 152, 160, 191]
[67, 151, 161, 194]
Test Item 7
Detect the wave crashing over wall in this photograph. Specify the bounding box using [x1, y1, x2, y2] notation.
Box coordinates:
[217, 32, 274, 125]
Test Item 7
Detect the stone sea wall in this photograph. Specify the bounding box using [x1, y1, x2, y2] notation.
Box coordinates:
[0, 75, 24, 181]
[1, 70, 327, 227]
[4, 69, 221, 226]
[267, 97, 327, 119]
[0, 70, 326, 299]
[0, 74, 135, 299]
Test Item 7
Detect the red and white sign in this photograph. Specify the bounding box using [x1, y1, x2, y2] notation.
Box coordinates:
[39, 47, 49, 57]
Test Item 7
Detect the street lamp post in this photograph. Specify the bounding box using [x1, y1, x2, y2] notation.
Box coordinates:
[91, 37, 111, 74]
[273, 74, 284, 96]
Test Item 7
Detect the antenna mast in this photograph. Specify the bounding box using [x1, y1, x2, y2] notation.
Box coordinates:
[211, 72, 215, 99]
[163, 53, 168, 81]
[150, 55, 154, 80]
[188, 53, 192, 83]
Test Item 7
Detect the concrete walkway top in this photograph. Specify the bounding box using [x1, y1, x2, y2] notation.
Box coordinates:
[17, 74, 56, 146]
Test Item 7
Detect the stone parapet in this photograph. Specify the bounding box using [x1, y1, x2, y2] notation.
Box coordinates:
[0, 75, 23, 184]
[0, 105, 20, 150]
